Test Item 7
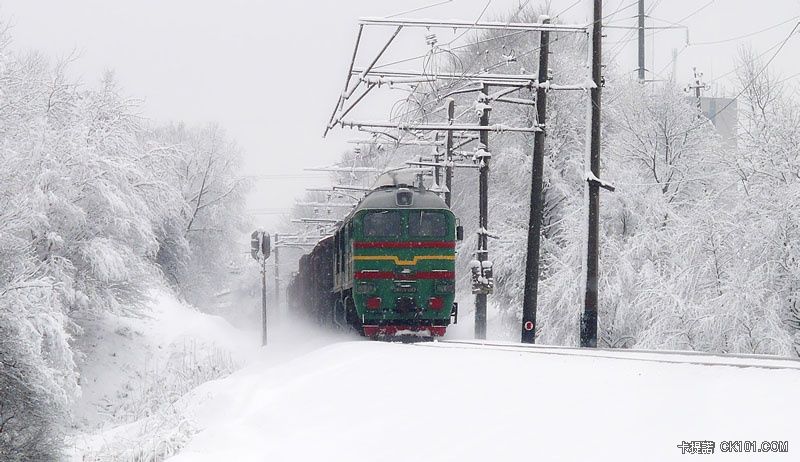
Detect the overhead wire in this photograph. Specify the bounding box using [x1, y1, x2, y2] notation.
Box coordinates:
[650, 15, 800, 84]
[374, 29, 531, 70]
[705, 22, 799, 118]
[605, 0, 660, 65]
[553, 0, 582, 19]
[386, 0, 453, 18]
[776, 69, 800, 85]
[374, 0, 585, 73]
[624, 0, 712, 78]
[602, 0, 640, 21]
[672, 0, 714, 27]
[661, 21, 800, 145]
[692, 15, 800, 46]
[704, 31, 792, 85]
[443, 0, 493, 47]
[343, 0, 596, 152]
[390, 0, 617, 131]
[387, 17, 562, 126]
[612, 168, 741, 187]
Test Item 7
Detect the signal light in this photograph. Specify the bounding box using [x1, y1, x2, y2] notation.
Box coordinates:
[366, 297, 382, 310]
[428, 296, 444, 310]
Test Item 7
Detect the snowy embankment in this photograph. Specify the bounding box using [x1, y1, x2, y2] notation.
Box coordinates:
[67, 290, 259, 460]
[66, 291, 799, 461]
[164, 336, 799, 462]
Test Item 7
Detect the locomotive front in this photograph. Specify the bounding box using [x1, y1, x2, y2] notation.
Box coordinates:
[332, 185, 460, 337]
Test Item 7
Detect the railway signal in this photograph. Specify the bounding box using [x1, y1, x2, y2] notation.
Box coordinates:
[250, 230, 271, 346]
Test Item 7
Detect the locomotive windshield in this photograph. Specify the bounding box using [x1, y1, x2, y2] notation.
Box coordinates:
[409, 210, 447, 238]
[363, 210, 402, 237]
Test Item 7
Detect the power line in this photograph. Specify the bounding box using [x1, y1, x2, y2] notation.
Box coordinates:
[628, 0, 712, 65]
[650, 43, 687, 81]
[647, 14, 800, 83]
[693, 15, 800, 46]
[605, 0, 661, 64]
[386, 0, 453, 18]
[664, 22, 800, 143]
[374, 29, 530, 70]
[368, 5, 587, 128]
[705, 28, 794, 85]
[387, 37, 561, 126]
[673, 0, 714, 26]
[553, 0, 582, 19]
[443, 0, 493, 47]
[603, 0, 640, 21]
[246, 174, 329, 180]
[612, 168, 739, 187]
[776, 69, 800, 85]
[706, 22, 799, 118]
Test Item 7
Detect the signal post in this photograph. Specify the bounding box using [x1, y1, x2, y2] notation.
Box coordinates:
[250, 230, 271, 346]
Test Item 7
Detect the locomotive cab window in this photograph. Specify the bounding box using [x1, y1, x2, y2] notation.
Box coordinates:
[409, 210, 447, 238]
[363, 210, 402, 238]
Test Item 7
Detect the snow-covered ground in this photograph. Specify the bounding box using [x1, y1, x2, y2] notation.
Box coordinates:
[165, 336, 798, 461]
[67, 293, 799, 461]
[67, 291, 259, 460]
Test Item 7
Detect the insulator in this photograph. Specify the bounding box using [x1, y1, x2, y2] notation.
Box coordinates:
[425, 33, 438, 47]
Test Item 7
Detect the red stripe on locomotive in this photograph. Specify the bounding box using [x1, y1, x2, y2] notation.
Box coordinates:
[354, 271, 454, 280]
[354, 241, 455, 249]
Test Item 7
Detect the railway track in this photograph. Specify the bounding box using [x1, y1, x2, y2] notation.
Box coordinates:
[413, 339, 800, 371]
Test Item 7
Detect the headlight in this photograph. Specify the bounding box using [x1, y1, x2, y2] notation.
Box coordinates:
[435, 281, 455, 294]
[356, 282, 377, 294]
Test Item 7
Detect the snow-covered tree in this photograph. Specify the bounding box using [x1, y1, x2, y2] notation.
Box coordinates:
[150, 123, 250, 308]
[0, 21, 251, 457]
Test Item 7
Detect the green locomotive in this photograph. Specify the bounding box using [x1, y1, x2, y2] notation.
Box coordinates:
[288, 179, 461, 338]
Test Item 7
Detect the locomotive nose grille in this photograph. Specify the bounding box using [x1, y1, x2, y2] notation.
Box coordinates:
[393, 280, 417, 293]
[394, 297, 418, 314]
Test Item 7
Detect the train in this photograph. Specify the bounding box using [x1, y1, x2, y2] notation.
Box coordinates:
[287, 174, 462, 338]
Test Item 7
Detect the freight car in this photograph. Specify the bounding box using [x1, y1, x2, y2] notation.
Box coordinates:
[288, 179, 462, 338]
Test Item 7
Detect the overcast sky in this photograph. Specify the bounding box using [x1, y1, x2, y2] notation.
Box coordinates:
[2, 0, 799, 228]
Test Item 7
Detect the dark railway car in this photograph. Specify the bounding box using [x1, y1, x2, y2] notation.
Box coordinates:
[309, 235, 335, 324]
[287, 254, 310, 321]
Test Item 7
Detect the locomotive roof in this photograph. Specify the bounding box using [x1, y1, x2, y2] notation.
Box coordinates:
[354, 186, 450, 212]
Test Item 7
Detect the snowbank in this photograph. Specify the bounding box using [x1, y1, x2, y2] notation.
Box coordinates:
[66, 291, 799, 462]
[67, 290, 257, 460]
[165, 340, 799, 462]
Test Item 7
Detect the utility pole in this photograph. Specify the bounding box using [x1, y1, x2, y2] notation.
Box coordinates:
[433, 132, 442, 189]
[638, 0, 645, 82]
[671, 48, 678, 81]
[687, 67, 708, 115]
[445, 98, 455, 207]
[521, 16, 550, 344]
[475, 83, 491, 340]
[582, 0, 603, 348]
